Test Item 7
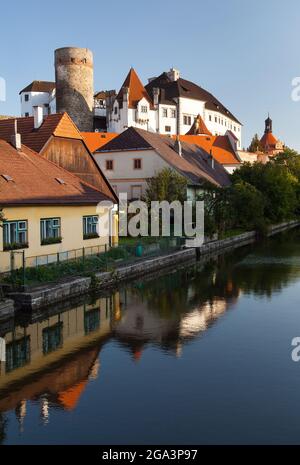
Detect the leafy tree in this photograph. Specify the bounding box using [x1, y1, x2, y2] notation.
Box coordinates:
[232, 162, 298, 222]
[230, 181, 265, 230]
[144, 168, 187, 204]
[248, 134, 263, 153]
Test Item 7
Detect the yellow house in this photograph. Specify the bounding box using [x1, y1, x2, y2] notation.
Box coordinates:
[0, 138, 118, 273]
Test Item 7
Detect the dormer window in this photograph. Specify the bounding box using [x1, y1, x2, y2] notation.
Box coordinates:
[141, 105, 148, 113]
[1, 174, 13, 182]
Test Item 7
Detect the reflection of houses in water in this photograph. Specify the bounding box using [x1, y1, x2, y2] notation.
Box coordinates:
[114, 286, 239, 358]
[0, 292, 120, 428]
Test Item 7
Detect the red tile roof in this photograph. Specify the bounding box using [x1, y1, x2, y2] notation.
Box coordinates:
[116, 68, 153, 109]
[260, 131, 278, 149]
[0, 139, 112, 205]
[99, 127, 231, 187]
[178, 134, 240, 165]
[81, 132, 118, 152]
[0, 113, 83, 153]
[19, 80, 55, 94]
[186, 114, 212, 136]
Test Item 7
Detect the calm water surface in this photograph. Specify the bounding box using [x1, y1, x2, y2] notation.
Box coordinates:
[1, 229, 300, 444]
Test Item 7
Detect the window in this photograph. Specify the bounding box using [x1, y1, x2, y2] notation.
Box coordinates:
[114, 106, 118, 115]
[171, 109, 176, 118]
[24, 94, 29, 102]
[183, 115, 191, 125]
[141, 105, 148, 113]
[131, 185, 142, 199]
[209, 115, 212, 121]
[234, 126, 236, 131]
[165, 125, 171, 132]
[42, 322, 63, 355]
[84, 307, 100, 334]
[83, 215, 99, 239]
[215, 116, 217, 123]
[40, 218, 61, 245]
[3, 220, 28, 250]
[106, 159, 114, 170]
[162, 108, 168, 117]
[133, 158, 142, 169]
[6, 336, 30, 373]
[25, 112, 29, 117]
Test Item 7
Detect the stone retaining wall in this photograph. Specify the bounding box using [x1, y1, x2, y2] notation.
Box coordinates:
[8, 220, 300, 311]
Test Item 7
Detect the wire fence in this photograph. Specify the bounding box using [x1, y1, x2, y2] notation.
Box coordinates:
[1, 238, 185, 290]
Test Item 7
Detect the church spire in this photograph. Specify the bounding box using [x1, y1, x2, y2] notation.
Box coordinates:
[265, 114, 272, 133]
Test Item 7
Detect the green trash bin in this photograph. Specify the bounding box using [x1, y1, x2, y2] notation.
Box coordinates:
[135, 244, 143, 257]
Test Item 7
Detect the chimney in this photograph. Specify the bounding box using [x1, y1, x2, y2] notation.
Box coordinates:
[174, 136, 182, 157]
[153, 87, 160, 108]
[209, 150, 215, 169]
[11, 119, 21, 150]
[122, 86, 129, 104]
[167, 68, 180, 82]
[33, 105, 44, 129]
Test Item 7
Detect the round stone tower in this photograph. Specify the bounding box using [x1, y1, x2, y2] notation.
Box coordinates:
[55, 47, 94, 131]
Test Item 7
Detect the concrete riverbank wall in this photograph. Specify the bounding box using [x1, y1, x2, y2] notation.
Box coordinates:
[3, 220, 299, 312]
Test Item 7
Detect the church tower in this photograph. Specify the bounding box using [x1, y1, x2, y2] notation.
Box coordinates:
[264, 114, 272, 133]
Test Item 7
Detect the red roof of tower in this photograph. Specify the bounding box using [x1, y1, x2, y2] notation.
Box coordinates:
[186, 114, 212, 136]
[116, 68, 153, 109]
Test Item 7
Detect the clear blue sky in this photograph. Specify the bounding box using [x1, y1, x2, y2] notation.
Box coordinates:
[1, 0, 300, 149]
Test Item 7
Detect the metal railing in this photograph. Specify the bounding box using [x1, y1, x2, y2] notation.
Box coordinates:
[1, 238, 185, 289]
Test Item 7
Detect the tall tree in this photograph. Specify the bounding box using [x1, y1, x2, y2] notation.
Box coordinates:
[248, 134, 263, 153]
[144, 168, 187, 204]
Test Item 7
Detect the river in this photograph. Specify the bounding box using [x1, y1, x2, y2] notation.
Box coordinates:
[1, 228, 300, 445]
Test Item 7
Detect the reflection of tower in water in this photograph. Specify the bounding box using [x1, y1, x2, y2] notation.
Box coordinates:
[15, 400, 26, 433]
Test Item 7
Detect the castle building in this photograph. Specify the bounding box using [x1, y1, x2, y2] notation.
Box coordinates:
[19, 50, 242, 145]
[107, 68, 242, 148]
[259, 115, 284, 156]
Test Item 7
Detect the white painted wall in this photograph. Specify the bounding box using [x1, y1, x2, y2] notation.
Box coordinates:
[20, 90, 56, 117]
[93, 148, 174, 199]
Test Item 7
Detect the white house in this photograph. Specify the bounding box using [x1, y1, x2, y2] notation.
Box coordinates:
[107, 68, 242, 148]
[19, 68, 242, 148]
[93, 126, 231, 201]
[19, 81, 56, 117]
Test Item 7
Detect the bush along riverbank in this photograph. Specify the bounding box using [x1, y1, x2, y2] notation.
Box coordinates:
[3, 220, 299, 311]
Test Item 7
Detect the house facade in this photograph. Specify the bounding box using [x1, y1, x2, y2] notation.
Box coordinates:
[94, 127, 231, 201]
[107, 68, 242, 148]
[19, 81, 56, 118]
[0, 134, 118, 273]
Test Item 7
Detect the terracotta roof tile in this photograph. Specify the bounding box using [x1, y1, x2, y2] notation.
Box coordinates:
[0, 113, 82, 153]
[19, 80, 55, 94]
[99, 127, 231, 187]
[81, 132, 119, 152]
[260, 131, 278, 149]
[0, 139, 112, 205]
[116, 68, 153, 109]
[186, 114, 212, 136]
[178, 134, 240, 165]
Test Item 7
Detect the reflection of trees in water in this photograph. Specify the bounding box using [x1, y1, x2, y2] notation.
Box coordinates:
[0, 413, 7, 444]
[131, 229, 300, 314]
[231, 230, 300, 297]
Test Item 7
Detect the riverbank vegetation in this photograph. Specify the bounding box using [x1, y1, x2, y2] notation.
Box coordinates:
[202, 148, 300, 237]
